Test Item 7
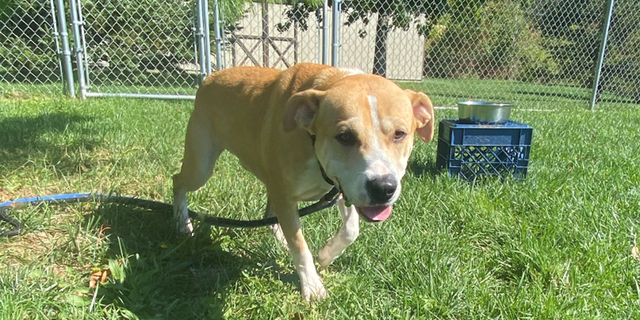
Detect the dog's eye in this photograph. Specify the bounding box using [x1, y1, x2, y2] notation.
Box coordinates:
[336, 131, 356, 146]
[393, 130, 407, 142]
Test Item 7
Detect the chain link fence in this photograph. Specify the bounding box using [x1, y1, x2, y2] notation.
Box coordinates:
[337, 0, 639, 109]
[76, 0, 204, 98]
[221, 2, 323, 69]
[600, 0, 640, 104]
[1, 0, 64, 96]
[1, 0, 638, 107]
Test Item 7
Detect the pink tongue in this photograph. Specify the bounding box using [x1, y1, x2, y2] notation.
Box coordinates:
[359, 206, 392, 221]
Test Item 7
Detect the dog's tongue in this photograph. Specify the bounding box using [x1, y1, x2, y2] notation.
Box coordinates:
[358, 206, 392, 222]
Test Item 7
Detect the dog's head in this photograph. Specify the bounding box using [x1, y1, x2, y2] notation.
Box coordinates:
[283, 74, 434, 222]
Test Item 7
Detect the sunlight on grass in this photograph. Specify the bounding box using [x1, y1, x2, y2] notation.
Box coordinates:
[0, 87, 639, 319]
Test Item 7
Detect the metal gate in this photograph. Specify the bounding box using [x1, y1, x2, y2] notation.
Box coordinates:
[67, 0, 330, 100]
[69, 0, 207, 99]
[2, 0, 637, 108]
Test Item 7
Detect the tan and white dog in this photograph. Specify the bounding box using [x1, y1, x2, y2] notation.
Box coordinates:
[173, 63, 434, 301]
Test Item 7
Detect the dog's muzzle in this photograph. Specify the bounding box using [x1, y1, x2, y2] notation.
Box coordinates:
[366, 174, 397, 205]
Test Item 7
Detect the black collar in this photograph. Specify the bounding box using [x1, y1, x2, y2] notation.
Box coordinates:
[309, 134, 335, 186]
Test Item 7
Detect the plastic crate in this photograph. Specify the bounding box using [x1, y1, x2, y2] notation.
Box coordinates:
[436, 119, 533, 180]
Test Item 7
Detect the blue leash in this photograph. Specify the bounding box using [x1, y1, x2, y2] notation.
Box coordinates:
[0, 189, 340, 237]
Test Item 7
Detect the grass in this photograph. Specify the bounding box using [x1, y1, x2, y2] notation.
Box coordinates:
[401, 78, 639, 110]
[0, 81, 639, 319]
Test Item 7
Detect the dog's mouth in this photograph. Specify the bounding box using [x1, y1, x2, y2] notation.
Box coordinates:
[355, 205, 392, 222]
[335, 179, 393, 222]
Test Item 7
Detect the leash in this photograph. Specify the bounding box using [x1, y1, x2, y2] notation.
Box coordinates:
[1, 133, 342, 238]
[0, 188, 340, 237]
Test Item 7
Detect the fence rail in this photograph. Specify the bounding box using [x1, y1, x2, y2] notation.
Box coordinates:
[1, 0, 638, 108]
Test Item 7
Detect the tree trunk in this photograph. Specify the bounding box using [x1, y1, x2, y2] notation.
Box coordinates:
[372, 13, 390, 77]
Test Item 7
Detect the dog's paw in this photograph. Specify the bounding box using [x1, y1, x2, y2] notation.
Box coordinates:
[176, 218, 194, 236]
[301, 278, 328, 303]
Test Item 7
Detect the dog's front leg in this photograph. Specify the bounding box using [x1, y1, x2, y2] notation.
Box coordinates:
[272, 198, 327, 302]
[264, 200, 288, 248]
[318, 199, 360, 268]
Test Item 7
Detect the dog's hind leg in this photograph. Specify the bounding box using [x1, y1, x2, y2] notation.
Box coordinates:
[317, 198, 360, 268]
[173, 118, 224, 234]
[264, 200, 288, 249]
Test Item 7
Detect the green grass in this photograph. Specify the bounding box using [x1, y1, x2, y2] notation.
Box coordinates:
[0, 82, 639, 319]
[400, 78, 639, 110]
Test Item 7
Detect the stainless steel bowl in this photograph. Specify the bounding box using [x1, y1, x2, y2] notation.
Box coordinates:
[458, 101, 513, 124]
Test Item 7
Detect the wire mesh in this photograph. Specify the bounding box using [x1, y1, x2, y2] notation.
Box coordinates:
[1, 0, 638, 106]
[599, 0, 640, 104]
[220, 1, 324, 69]
[0, 0, 63, 96]
[76, 0, 204, 97]
[336, 0, 639, 109]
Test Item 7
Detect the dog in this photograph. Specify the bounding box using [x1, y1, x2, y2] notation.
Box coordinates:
[173, 63, 434, 301]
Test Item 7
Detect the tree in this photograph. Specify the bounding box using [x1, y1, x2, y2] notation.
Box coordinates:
[600, 0, 640, 103]
[277, 0, 447, 77]
[342, 0, 448, 77]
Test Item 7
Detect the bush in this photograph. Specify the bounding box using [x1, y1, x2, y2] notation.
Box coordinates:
[0, 0, 60, 83]
[600, 0, 640, 102]
[424, 0, 558, 83]
[1, 0, 254, 87]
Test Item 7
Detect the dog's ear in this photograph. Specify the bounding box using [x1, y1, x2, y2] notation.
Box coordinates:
[283, 89, 323, 133]
[404, 89, 435, 143]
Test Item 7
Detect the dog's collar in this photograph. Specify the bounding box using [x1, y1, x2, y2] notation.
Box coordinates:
[309, 134, 349, 206]
[309, 134, 335, 186]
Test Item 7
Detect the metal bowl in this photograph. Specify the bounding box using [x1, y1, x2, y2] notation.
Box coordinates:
[458, 101, 513, 124]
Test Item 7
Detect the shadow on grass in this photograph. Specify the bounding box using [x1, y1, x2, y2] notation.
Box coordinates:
[0, 112, 101, 175]
[408, 158, 441, 178]
[91, 202, 299, 319]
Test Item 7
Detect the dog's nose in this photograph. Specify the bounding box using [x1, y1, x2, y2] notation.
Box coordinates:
[366, 175, 397, 204]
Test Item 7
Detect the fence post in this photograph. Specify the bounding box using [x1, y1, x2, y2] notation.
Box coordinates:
[320, 0, 328, 65]
[69, 0, 87, 99]
[590, 0, 615, 110]
[262, 0, 270, 67]
[331, 0, 341, 67]
[47, 0, 64, 87]
[213, 0, 223, 70]
[54, 0, 75, 97]
[196, 0, 208, 83]
[202, 0, 212, 75]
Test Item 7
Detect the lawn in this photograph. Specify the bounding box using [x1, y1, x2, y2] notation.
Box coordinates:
[0, 82, 639, 319]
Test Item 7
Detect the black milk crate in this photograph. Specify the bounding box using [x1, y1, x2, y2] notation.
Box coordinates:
[437, 119, 533, 180]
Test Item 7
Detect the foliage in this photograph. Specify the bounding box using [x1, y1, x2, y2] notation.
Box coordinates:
[600, 0, 640, 102]
[526, 0, 602, 87]
[479, 0, 559, 82]
[342, 0, 449, 32]
[0, 0, 59, 82]
[424, 0, 558, 82]
[80, 0, 196, 83]
[271, 0, 324, 33]
[1, 0, 638, 100]
[0, 36, 60, 82]
[277, 0, 451, 76]
[341, 0, 449, 76]
[0, 0, 255, 87]
[0, 0, 21, 17]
